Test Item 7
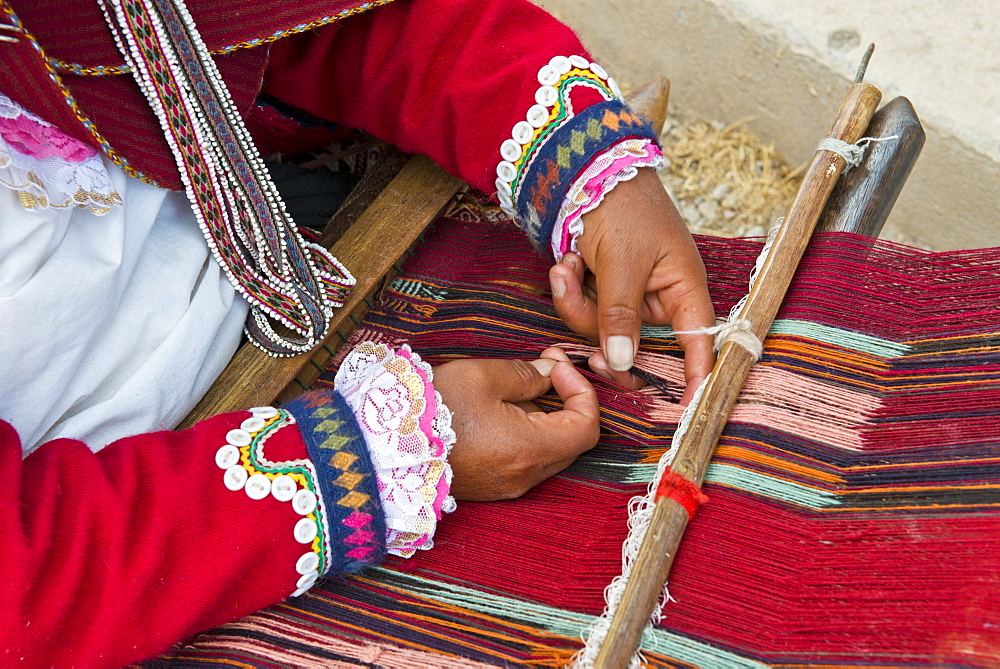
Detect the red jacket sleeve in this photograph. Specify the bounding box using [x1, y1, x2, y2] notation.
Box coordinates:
[0, 391, 386, 667]
[263, 0, 657, 255]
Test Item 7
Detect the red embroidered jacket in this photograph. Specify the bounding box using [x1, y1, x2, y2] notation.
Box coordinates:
[0, 0, 657, 251]
[0, 0, 658, 665]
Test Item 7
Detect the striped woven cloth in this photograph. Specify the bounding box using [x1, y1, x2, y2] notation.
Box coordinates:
[150, 203, 1000, 667]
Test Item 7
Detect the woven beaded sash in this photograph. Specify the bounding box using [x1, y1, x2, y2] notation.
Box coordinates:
[99, 0, 355, 355]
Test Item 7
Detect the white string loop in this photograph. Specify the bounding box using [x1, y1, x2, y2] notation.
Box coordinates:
[816, 134, 899, 172]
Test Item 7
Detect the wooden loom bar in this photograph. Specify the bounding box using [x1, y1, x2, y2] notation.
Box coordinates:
[817, 96, 925, 236]
[593, 81, 883, 668]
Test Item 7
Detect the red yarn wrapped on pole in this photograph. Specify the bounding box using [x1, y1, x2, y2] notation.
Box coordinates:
[654, 467, 709, 519]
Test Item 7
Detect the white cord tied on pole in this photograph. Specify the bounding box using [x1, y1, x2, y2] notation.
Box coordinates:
[816, 134, 899, 172]
[667, 221, 782, 362]
[673, 319, 763, 360]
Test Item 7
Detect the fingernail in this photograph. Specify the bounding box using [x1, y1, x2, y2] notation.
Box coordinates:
[589, 357, 613, 381]
[550, 274, 566, 299]
[606, 336, 634, 372]
[530, 358, 557, 378]
[563, 254, 578, 270]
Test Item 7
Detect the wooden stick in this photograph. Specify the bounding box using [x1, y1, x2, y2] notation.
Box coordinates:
[592, 81, 883, 668]
[817, 96, 925, 237]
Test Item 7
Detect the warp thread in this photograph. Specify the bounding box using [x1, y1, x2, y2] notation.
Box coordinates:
[572, 373, 711, 668]
[160, 217, 1000, 668]
[655, 468, 709, 518]
[816, 135, 899, 172]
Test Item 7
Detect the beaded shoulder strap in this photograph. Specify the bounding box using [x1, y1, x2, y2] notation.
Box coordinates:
[99, 0, 355, 355]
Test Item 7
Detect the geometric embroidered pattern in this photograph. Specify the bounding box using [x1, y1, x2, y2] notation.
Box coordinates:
[282, 389, 387, 575]
[99, 0, 355, 355]
[494, 55, 658, 255]
[390, 277, 449, 302]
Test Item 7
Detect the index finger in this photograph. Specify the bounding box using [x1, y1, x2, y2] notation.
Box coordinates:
[667, 284, 717, 405]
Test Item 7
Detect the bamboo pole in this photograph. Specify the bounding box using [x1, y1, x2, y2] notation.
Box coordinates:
[592, 80, 883, 668]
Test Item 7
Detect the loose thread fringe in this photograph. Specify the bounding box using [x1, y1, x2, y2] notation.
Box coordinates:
[573, 221, 781, 667]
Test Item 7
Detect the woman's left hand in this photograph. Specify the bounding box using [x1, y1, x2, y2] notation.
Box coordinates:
[548, 167, 716, 404]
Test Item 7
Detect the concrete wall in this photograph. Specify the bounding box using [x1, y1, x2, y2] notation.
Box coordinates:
[534, 0, 999, 250]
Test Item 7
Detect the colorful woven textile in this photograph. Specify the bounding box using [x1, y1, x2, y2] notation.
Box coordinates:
[150, 205, 1000, 667]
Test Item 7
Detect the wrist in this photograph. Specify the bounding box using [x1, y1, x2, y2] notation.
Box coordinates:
[551, 142, 664, 261]
[578, 166, 677, 263]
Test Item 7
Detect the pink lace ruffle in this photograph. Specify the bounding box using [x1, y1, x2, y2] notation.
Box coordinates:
[550, 139, 664, 260]
[334, 342, 456, 557]
[0, 92, 121, 214]
[0, 113, 96, 162]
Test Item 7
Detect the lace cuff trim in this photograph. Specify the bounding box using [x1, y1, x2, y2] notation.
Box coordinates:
[0, 93, 122, 215]
[550, 139, 664, 260]
[335, 342, 456, 558]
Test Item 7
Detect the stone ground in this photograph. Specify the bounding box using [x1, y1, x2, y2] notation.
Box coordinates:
[662, 108, 930, 248]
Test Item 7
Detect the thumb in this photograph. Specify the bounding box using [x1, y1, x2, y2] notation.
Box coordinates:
[524, 351, 601, 459]
[594, 247, 648, 372]
[476, 358, 555, 404]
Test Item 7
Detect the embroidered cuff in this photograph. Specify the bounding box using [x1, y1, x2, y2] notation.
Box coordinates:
[282, 391, 389, 576]
[0, 92, 122, 214]
[334, 342, 456, 558]
[212, 406, 339, 597]
[550, 139, 664, 260]
[493, 56, 658, 256]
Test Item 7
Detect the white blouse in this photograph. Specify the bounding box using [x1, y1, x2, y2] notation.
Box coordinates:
[0, 92, 247, 454]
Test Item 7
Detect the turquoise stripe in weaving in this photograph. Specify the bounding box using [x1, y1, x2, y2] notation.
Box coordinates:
[623, 463, 841, 509]
[642, 319, 910, 358]
[372, 567, 768, 668]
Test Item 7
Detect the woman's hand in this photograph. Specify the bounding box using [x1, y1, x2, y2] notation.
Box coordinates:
[548, 167, 716, 404]
[433, 347, 599, 501]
